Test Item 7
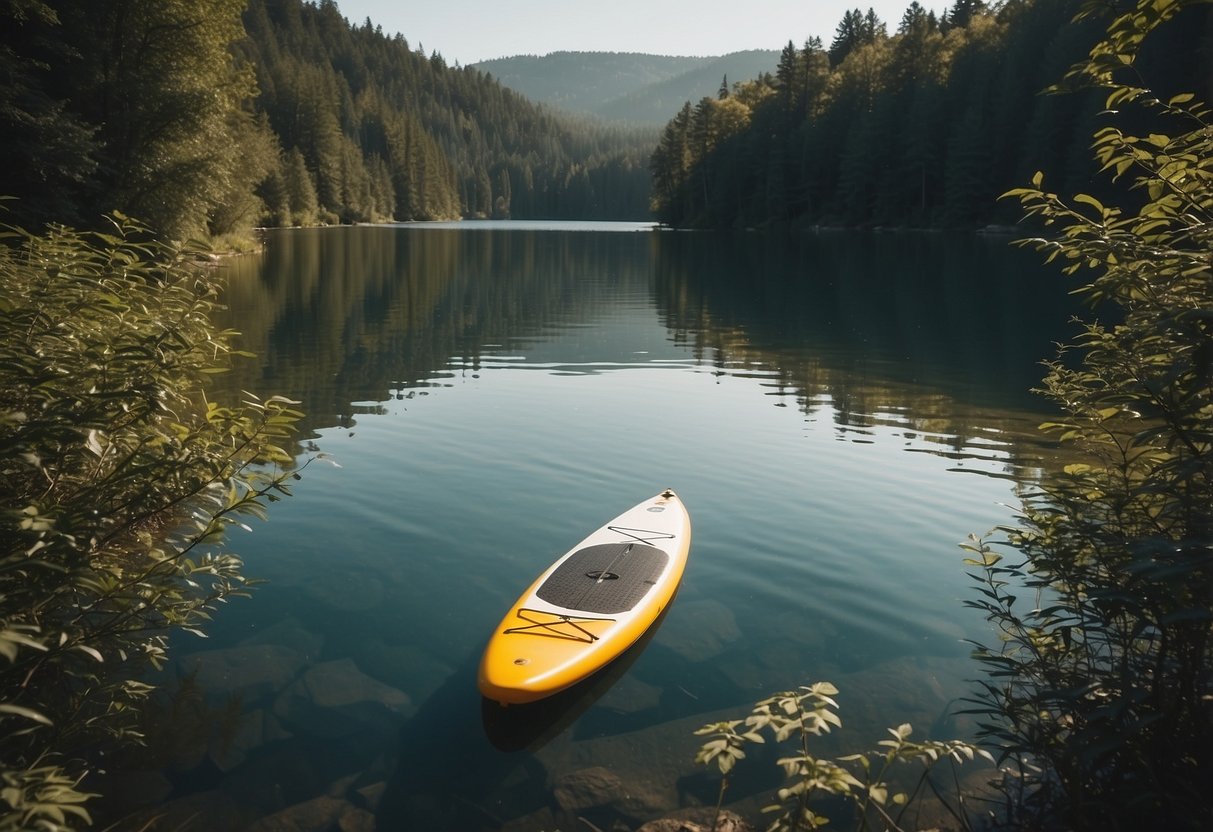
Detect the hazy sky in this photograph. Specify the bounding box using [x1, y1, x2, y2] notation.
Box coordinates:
[333, 1, 937, 65]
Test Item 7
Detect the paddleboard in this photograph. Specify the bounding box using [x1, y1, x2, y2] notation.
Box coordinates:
[478, 489, 691, 705]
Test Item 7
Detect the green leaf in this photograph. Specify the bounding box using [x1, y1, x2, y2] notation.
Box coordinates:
[0, 703, 53, 725]
[1074, 193, 1105, 214]
[74, 644, 103, 662]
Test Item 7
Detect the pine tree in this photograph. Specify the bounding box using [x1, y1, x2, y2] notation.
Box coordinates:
[946, 0, 986, 30]
[829, 9, 867, 66]
[649, 102, 693, 220]
[258, 158, 292, 226]
[284, 147, 320, 226]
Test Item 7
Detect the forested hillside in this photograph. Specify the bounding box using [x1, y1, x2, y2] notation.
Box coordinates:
[473, 50, 780, 125]
[0, 0, 654, 240]
[473, 52, 717, 117]
[3, 0, 1208, 238]
[243, 0, 654, 225]
[649, 0, 1211, 229]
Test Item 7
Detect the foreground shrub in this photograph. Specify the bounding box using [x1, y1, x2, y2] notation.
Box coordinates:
[967, 0, 1212, 828]
[0, 215, 305, 828]
[695, 683, 993, 831]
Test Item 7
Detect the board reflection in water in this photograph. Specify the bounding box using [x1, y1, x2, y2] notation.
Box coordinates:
[481, 600, 677, 753]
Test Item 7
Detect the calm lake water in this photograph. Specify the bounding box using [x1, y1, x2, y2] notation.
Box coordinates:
[126, 223, 1079, 830]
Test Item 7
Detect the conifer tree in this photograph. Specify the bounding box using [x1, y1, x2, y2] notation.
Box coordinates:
[284, 147, 320, 226]
[946, 0, 986, 30]
[829, 9, 868, 66]
[650, 102, 693, 220]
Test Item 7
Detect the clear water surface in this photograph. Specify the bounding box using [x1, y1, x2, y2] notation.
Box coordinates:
[131, 222, 1079, 829]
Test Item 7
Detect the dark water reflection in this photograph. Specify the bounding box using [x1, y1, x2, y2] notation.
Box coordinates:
[125, 223, 1082, 831]
[218, 226, 1074, 464]
[654, 229, 1066, 410]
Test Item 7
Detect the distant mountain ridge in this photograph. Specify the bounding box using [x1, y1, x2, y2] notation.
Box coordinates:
[472, 50, 780, 125]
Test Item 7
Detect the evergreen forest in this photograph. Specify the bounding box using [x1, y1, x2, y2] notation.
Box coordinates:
[649, 0, 1211, 228]
[0, 0, 654, 241]
[473, 50, 782, 125]
[2, 0, 1208, 238]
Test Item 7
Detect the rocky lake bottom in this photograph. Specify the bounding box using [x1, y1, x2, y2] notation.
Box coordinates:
[93, 603, 995, 831]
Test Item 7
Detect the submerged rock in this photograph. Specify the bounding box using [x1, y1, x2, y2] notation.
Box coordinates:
[501, 806, 559, 832]
[208, 708, 293, 772]
[597, 673, 663, 714]
[637, 808, 753, 832]
[244, 795, 347, 832]
[354, 780, 386, 813]
[240, 615, 326, 662]
[713, 638, 834, 695]
[336, 804, 376, 832]
[550, 765, 671, 829]
[552, 766, 625, 813]
[177, 643, 307, 707]
[347, 639, 453, 705]
[654, 599, 740, 662]
[272, 657, 413, 738]
[295, 568, 386, 612]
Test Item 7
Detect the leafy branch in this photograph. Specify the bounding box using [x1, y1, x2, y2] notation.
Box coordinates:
[694, 683, 993, 832]
[1, 215, 310, 828]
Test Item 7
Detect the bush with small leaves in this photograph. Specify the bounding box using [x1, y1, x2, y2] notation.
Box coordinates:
[968, 0, 1213, 829]
[0, 214, 309, 828]
[695, 683, 993, 832]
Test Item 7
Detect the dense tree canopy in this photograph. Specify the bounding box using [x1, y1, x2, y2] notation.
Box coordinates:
[0, 0, 270, 239]
[0, 0, 655, 238]
[649, 0, 1211, 229]
[241, 0, 656, 224]
[3, 0, 1208, 237]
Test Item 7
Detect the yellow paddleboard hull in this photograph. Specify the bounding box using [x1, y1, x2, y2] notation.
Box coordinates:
[478, 490, 691, 705]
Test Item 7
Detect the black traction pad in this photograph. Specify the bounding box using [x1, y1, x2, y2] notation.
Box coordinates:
[535, 542, 669, 614]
